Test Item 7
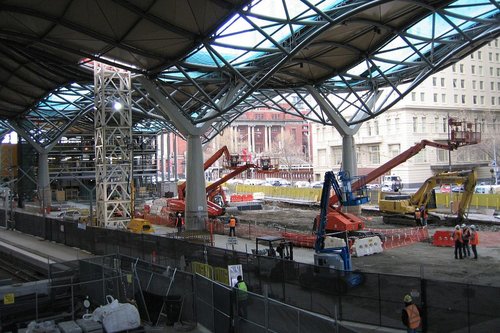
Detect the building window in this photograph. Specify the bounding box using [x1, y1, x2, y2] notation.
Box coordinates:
[489, 52, 493, 61]
[374, 120, 379, 135]
[471, 65, 475, 75]
[460, 64, 464, 73]
[472, 81, 476, 89]
[386, 118, 391, 134]
[460, 80, 465, 88]
[441, 94, 446, 103]
[496, 53, 499, 62]
[478, 51, 482, 60]
[413, 117, 418, 133]
[318, 149, 326, 166]
[454, 94, 458, 103]
[332, 148, 342, 165]
[441, 77, 445, 87]
[473, 96, 477, 104]
[498, 82, 500, 91]
[453, 79, 457, 88]
[434, 117, 440, 133]
[461, 95, 466, 104]
[492, 96, 496, 105]
[421, 117, 426, 132]
[497, 68, 500, 77]
[437, 149, 448, 162]
[367, 122, 372, 136]
[394, 118, 400, 131]
[255, 114, 263, 120]
[491, 82, 495, 91]
[478, 66, 483, 75]
[442, 117, 447, 132]
[388, 144, 400, 158]
[480, 96, 484, 105]
[470, 53, 474, 59]
[479, 81, 484, 90]
[432, 77, 437, 86]
[411, 92, 416, 101]
[272, 114, 280, 120]
[369, 145, 380, 164]
[433, 93, 438, 103]
[420, 92, 425, 102]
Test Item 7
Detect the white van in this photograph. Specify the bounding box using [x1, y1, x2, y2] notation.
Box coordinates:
[475, 185, 500, 194]
[381, 175, 403, 191]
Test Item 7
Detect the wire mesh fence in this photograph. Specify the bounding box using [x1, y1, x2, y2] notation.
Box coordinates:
[3, 210, 500, 332]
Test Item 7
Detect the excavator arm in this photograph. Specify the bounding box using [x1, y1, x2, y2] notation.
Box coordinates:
[328, 140, 459, 208]
[177, 146, 233, 200]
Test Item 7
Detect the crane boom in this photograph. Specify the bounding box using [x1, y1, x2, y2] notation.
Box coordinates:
[328, 140, 458, 207]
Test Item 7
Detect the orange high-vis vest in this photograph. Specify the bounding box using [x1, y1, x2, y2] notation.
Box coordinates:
[470, 231, 479, 245]
[405, 304, 421, 329]
[229, 217, 237, 227]
[453, 229, 463, 242]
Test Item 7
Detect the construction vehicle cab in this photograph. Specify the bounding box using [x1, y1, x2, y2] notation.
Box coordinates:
[254, 236, 293, 260]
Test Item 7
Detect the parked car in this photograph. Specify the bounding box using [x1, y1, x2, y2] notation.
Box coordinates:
[366, 184, 380, 190]
[311, 181, 324, 188]
[294, 181, 311, 188]
[61, 210, 83, 222]
[451, 185, 465, 192]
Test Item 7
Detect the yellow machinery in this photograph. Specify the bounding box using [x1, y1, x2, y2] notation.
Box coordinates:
[127, 218, 155, 234]
[379, 170, 477, 223]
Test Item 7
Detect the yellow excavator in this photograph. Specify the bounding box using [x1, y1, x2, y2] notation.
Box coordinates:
[379, 169, 477, 224]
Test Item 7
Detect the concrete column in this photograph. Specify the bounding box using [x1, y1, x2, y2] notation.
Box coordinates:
[280, 126, 284, 149]
[250, 126, 255, 153]
[342, 134, 357, 176]
[247, 125, 251, 152]
[37, 151, 51, 213]
[160, 132, 165, 182]
[173, 134, 178, 180]
[167, 133, 171, 181]
[264, 126, 269, 152]
[185, 134, 208, 230]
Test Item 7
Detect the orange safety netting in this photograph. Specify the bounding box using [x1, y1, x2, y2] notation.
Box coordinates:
[365, 227, 430, 249]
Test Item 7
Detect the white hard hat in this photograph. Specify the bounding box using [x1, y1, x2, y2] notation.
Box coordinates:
[455, 225, 460, 230]
[461, 223, 466, 228]
[404, 294, 412, 303]
[178, 213, 181, 216]
[470, 225, 476, 230]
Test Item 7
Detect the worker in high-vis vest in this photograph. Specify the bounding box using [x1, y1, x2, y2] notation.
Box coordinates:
[402, 294, 421, 333]
[234, 275, 248, 318]
[470, 225, 479, 259]
[228, 215, 238, 236]
[452, 224, 463, 259]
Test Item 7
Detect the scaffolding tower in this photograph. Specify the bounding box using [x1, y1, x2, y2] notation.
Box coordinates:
[94, 63, 133, 229]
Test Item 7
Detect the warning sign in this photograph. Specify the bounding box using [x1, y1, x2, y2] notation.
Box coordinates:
[4, 293, 14, 305]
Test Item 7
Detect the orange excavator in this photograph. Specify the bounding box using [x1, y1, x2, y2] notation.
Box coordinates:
[314, 118, 480, 234]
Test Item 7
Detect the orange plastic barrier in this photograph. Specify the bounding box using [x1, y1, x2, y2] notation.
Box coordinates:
[432, 230, 454, 247]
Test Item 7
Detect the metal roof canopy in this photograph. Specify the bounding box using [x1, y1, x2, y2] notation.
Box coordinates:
[0, 0, 498, 146]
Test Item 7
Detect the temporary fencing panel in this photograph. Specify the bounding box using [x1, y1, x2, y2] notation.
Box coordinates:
[432, 230, 454, 247]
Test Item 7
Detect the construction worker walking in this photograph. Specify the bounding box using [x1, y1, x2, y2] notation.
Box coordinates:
[234, 275, 248, 318]
[452, 225, 463, 259]
[461, 224, 471, 257]
[470, 225, 479, 259]
[402, 294, 421, 333]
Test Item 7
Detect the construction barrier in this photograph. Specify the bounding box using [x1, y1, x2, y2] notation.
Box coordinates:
[282, 232, 316, 248]
[351, 236, 383, 257]
[432, 230, 454, 247]
[365, 227, 430, 249]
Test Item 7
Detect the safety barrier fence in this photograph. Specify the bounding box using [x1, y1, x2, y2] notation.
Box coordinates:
[231, 184, 500, 210]
[3, 210, 500, 332]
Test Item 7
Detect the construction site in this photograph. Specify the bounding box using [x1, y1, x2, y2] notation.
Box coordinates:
[0, 1, 500, 333]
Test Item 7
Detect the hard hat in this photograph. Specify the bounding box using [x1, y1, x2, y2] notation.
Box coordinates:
[470, 225, 476, 230]
[461, 223, 466, 228]
[455, 225, 460, 230]
[404, 294, 412, 303]
[177, 213, 181, 216]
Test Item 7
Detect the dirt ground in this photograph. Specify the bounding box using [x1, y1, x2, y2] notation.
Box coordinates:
[234, 203, 500, 287]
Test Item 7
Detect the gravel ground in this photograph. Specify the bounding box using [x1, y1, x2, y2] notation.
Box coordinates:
[234, 202, 500, 287]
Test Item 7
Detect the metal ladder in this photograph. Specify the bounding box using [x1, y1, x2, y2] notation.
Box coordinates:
[155, 266, 178, 326]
